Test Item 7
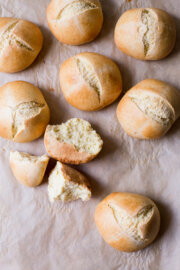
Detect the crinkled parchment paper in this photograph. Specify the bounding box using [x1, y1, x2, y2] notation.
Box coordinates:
[0, 0, 180, 269]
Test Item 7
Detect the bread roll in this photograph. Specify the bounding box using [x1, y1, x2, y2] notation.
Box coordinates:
[46, 0, 103, 45]
[114, 8, 176, 60]
[44, 118, 103, 164]
[116, 79, 180, 139]
[0, 17, 43, 73]
[94, 192, 160, 252]
[10, 151, 49, 187]
[48, 161, 91, 202]
[0, 81, 50, 142]
[59, 52, 122, 111]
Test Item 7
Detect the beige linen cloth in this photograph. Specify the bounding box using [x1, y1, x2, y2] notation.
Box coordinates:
[0, 0, 180, 269]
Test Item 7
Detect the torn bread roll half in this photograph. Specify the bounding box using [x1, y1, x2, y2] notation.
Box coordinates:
[114, 8, 176, 60]
[0, 17, 43, 73]
[59, 52, 122, 111]
[48, 161, 91, 202]
[0, 81, 50, 142]
[94, 192, 160, 252]
[47, 0, 103, 45]
[10, 151, 49, 187]
[44, 118, 103, 164]
[117, 79, 180, 139]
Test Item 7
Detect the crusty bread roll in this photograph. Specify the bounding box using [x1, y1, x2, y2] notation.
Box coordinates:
[0, 17, 43, 73]
[94, 192, 160, 252]
[59, 52, 122, 111]
[116, 79, 180, 139]
[0, 81, 50, 143]
[114, 8, 176, 60]
[48, 161, 91, 202]
[10, 151, 49, 187]
[44, 118, 103, 164]
[46, 0, 103, 45]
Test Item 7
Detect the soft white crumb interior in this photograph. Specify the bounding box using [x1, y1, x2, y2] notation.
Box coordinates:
[48, 162, 91, 202]
[129, 92, 174, 126]
[47, 118, 103, 155]
[10, 151, 49, 163]
[109, 203, 154, 241]
[57, 1, 98, 20]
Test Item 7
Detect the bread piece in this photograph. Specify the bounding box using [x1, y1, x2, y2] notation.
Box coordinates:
[114, 8, 176, 60]
[0, 81, 50, 142]
[48, 161, 91, 202]
[44, 118, 103, 164]
[94, 192, 160, 252]
[0, 17, 43, 73]
[46, 0, 103, 45]
[10, 151, 49, 187]
[59, 52, 122, 111]
[116, 79, 180, 139]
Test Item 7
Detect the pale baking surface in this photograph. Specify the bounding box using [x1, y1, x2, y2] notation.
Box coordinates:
[0, 0, 180, 269]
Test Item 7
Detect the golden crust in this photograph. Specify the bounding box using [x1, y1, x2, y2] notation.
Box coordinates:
[0, 17, 43, 73]
[9, 152, 49, 187]
[94, 192, 160, 252]
[0, 81, 50, 142]
[46, 0, 103, 45]
[61, 162, 91, 191]
[116, 79, 180, 139]
[44, 130, 93, 164]
[59, 52, 122, 111]
[114, 8, 176, 60]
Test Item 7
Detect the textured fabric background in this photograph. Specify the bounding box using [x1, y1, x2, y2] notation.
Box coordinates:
[0, 0, 180, 269]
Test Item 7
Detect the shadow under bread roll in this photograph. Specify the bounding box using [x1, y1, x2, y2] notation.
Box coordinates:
[0, 17, 43, 73]
[116, 79, 180, 139]
[94, 192, 160, 252]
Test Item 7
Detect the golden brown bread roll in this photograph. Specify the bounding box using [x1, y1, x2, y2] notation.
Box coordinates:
[114, 8, 176, 60]
[10, 151, 49, 187]
[0, 81, 50, 142]
[116, 79, 180, 139]
[48, 161, 91, 202]
[44, 118, 103, 164]
[94, 192, 160, 252]
[59, 52, 122, 111]
[0, 17, 43, 73]
[46, 0, 103, 45]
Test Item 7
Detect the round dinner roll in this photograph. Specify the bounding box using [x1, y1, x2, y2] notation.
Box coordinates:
[10, 151, 49, 187]
[48, 161, 91, 202]
[0, 81, 50, 143]
[46, 0, 103, 45]
[94, 192, 160, 252]
[114, 8, 176, 60]
[116, 79, 180, 139]
[44, 118, 103, 164]
[59, 52, 122, 111]
[0, 17, 43, 73]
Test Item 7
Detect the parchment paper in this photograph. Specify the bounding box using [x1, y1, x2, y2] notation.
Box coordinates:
[0, 0, 180, 269]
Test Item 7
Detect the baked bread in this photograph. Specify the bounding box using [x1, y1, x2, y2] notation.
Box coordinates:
[0, 17, 43, 73]
[59, 52, 122, 111]
[46, 0, 103, 45]
[0, 81, 50, 143]
[94, 192, 160, 252]
[48, 161, 91, 202]
[116, 79, 180, 139]
[10, 151, 49, 187]
[44, 118, 103, 164]
[114, 8, 176, 60]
